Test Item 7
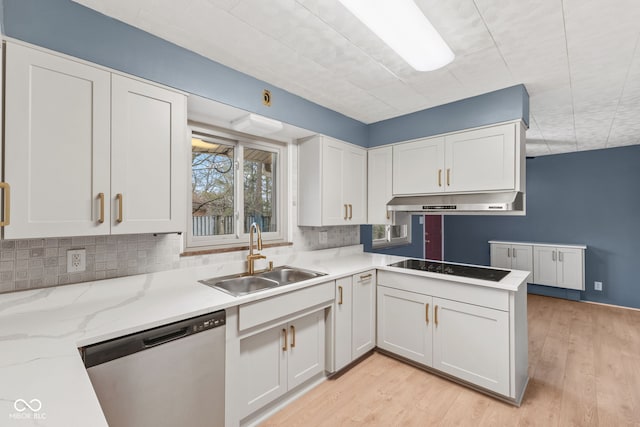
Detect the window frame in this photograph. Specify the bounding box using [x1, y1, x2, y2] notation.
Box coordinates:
[187, 125, 287, 250]
[371, 223, 411, 249]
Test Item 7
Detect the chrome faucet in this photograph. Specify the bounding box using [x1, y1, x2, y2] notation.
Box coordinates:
[247, 222, 266, 275]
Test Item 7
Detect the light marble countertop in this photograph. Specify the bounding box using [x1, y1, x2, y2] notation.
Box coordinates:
[0, 245, 527, 426]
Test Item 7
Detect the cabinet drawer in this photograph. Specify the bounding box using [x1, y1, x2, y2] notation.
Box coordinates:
[378, 270, 509, 311]
[239, 281, 334, 331]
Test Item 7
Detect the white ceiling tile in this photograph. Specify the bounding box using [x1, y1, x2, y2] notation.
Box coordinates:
[369, 81, 431, 111]
[73, 0, 640, 154]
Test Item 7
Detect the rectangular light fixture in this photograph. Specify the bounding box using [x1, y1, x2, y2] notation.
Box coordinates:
[338, 0, 454, 71]
[231, 113, 283, 136]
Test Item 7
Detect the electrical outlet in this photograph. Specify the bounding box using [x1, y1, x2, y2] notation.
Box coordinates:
[319, 231, 328, 244]
[594, 281, 603, 291]
[67, 249, 86, 273]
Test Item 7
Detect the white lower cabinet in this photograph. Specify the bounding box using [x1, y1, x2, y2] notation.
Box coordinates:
[238, 310, 324, 419]
[533, 246, 584, 290]
[334, 270, 376, 371]
[377, 286, 432, 366]
[490, 241, 586, 291]
[490, 243, 533, 273]
[432, 297, 509, 395]
[376, 270, 528, 403]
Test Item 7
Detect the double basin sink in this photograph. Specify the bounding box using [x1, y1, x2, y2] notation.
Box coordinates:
[199, 265, 327, 297]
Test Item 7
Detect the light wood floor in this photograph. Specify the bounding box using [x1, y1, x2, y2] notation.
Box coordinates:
[262, 294, 640, 426]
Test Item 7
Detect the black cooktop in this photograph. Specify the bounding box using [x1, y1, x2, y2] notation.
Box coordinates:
[388, 259, 510, 282]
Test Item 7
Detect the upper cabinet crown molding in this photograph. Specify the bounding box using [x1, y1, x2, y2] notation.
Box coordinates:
[392, 121, 525, 197]
[298, 135, 367, 226]
[2, 41, 186, 239]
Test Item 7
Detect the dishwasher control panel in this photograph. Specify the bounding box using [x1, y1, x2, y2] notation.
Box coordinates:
[194, 312, 226, 332]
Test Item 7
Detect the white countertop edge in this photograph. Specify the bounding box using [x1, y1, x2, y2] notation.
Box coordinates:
[488, 240, 587, 249]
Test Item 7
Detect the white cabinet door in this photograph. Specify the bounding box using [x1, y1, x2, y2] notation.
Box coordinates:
[432, 297, 510, 396]
[367, 146, 393, 225]
[352, 271, 376, 359]
[344, 145, 367, 224]
[334, 277, 352, 372]
[557, 248, 584, 290]
[239, 324, 288, 418]
[533, 246, 558, 286]
[287, 311, 325, 390]
[377, 286, 432, 366]
[393, 137, 444, 195]
[4, 42, 111, 238]
[511, 244, 533, 272]
[320, 138, 346, 225]
[490, 244, 512, 269]
[444, 123, 516, 193]
[111, 75, 186, 234]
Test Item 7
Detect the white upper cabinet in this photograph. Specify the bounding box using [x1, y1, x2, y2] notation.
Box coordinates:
[445, 124, 516, 192]
[393, 137, 444, 195]
[4, 43, 111, 238]
[111, 75, 186, 234]
[392, 122, 522, 196]
[298, 135, 367, 226]
[2, 42, 186, 239]
[367, 146, 393, 224]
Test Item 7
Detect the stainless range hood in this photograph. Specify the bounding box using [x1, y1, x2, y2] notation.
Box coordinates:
[387, 191, 524, 214]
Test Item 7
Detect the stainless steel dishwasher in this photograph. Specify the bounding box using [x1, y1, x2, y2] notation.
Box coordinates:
[81, 310, 225, 427]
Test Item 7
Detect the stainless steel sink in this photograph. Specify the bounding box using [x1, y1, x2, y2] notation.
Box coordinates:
[200, 275, 280, 297]
[199, 265, 326, 297]
[258, 266, 325, 285]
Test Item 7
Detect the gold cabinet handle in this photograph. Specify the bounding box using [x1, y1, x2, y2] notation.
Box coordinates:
[116, 193, 123, 223]
[348, 204, 353, 220]
[282, 328, 288, 351]
[344, 204, 348, 220]
[338, 285, 343, 305]
[435, 305, 439, 327]
[290, 325, 296, 348]
[425, 303, 429, 324]
[446, 169, 451, 186]
[438, 169, 442, 187]
[97, 193, 105, 224]
[386, 210, 390, 220]
[0, 182, 10, 226]
[359, 273, 372, 280]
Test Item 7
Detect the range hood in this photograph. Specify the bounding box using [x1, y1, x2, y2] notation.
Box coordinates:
[387, 191, 524, 213]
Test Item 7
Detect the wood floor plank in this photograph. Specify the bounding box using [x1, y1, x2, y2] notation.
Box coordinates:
[262, 295, 640, 427]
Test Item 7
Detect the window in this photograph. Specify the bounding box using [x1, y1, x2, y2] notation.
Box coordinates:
[372, 223, 411, 248]
[188, 128, 286, 249]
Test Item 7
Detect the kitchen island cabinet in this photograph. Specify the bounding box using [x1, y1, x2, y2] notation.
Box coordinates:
[377, 269, 528, 404]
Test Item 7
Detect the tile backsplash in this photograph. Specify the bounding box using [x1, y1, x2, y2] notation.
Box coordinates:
[0, 225, 360, 294]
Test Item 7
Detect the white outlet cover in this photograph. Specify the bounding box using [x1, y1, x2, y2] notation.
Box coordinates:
[319, 231, 328, 244]
[67, 249, 86, 273]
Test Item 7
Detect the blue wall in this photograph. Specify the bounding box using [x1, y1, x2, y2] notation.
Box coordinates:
[368, 85, 529, 147]
[444, 145, 640, 309]
[361, 215, 424, 257]
[2, 0, 368, 146]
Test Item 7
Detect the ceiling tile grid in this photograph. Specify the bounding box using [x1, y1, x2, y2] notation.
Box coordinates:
[72, 0, 640, 155]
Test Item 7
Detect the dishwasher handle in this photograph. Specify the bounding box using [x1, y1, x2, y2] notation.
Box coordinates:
[143, 327, 189, 348]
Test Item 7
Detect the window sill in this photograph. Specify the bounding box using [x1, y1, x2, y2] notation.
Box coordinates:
[181, 241, 293, 257]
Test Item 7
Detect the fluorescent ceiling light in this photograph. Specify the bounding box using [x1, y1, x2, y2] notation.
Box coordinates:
[230, 113, 283, 136]
[338, 0, 454, 71]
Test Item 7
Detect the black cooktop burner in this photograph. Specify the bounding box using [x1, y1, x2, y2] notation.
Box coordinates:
[388, 259, 510, 282]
